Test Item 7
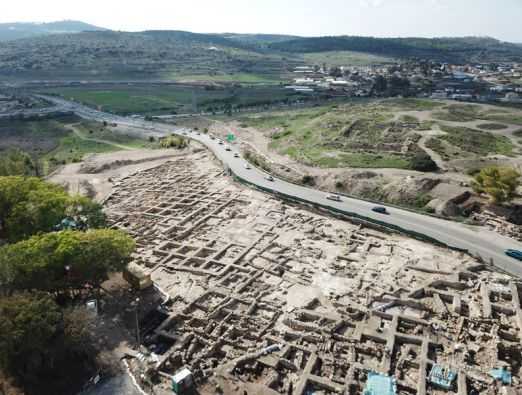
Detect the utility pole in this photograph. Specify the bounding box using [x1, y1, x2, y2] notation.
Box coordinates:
[135, 297, 141, 348]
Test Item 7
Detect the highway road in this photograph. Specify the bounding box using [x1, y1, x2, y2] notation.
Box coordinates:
[40, 95, 522, 278]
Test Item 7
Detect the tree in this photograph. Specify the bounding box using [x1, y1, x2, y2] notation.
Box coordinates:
[372, 75, 388, 94]
[410, 152, 439, 172]
[0, 293, 62, 377]
[0, 149, 38, 177]
[0, 177, 105, 242]
[0, 229, 135, 294]
[329, 66, 343, 78]
[472, 166, 521, 204]
[388, 75, 411, 96]
[0, 294, 102, 393]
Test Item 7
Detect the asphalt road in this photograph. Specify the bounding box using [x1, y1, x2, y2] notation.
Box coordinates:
[40, 95, 522, 279]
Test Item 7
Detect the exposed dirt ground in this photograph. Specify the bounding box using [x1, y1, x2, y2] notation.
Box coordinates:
[48, 148, 193, 202]
[95, 146, 522, 395]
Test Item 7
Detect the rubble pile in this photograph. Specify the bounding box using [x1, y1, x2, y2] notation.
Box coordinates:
[471, 210, 522, 243]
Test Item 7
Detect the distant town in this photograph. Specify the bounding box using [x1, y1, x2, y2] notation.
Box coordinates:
[287, 61, 522, 104]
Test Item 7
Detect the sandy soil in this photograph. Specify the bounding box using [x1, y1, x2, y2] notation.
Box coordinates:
[48, 148, 192, 202]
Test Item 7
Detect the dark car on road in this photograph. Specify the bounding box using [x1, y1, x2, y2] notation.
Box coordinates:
[372, 206, 388, 214]
[505, 249, 522, 261]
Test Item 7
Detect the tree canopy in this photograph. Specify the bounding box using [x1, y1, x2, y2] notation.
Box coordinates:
[472, 166, 521, 204]
[0, 293, 62, 375]
[0, 293, 104, 394]
[0, 149, 38, 177]
[0, 229, 135, 294]
[0, 176, 106, 242]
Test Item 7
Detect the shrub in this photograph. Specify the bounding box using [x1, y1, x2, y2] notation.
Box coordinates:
[410, 152, 439, 172]
[302, 175, 315, 186]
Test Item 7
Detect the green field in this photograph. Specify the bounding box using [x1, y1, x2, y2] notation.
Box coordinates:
[44, 85, 309, 115]
[165, 72, 283, 84]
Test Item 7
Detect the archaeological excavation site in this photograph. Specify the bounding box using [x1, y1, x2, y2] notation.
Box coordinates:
[102, 151, 522, 395]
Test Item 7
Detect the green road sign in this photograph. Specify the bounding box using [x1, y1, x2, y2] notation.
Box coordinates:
[226, 133, 236, 142]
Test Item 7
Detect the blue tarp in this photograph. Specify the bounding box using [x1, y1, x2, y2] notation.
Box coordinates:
[428, 364, 457, 390]
[490, 368, 512, 385]
[363, 372, 397, 395]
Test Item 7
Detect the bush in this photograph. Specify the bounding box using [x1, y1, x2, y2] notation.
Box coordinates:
[159, 136, 188, 149]
[302, 175, 315, 186]
[472, 166, 521, 204]
[410, 152, 439, 172]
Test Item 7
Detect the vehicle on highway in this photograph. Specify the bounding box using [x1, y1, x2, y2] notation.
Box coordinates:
[244, 164, 251, 170]
[266, 175, 275, 182]
[505, 249, 522, 261]
[326, 194, 341, 202]
[233, 153, 240, 158]
[225, 145, 231, 151]
[210, 135, 215, 140]
[218, 140, 224, 145]
[372, 206, 388, 214]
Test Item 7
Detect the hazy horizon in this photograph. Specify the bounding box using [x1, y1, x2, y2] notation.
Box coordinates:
[1, 0, 521, 42]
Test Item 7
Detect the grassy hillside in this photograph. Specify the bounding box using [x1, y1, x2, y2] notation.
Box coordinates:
[269, 36, 522, 63]
[2, 31, 521, 81]
[0, 115, 154, 174]
[236, 99, 519, 171]
[0, 30, 300, 81]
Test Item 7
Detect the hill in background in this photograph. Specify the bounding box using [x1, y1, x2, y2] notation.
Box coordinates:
[0, 30, 301, 81]
[0, 20, 107, 42]
[1, 27, 522, 81]
[268, 36, 522, 64]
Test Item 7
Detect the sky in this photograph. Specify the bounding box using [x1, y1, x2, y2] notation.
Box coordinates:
[1, 0, 522, 42]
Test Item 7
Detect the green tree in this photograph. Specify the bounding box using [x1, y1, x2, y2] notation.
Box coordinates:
[410, 152, 439, 172]
[159, 136, 188, 149]
[0, 149, 38, 177]
[388, 75, 411, 96]
[0, 177, 105, 242]
[0, 293, 62, 376]
[472, 166, 521, 204]
[0, 294, 101, 393]
[0, 229, 135, 294]
[372, 75, 388, 94]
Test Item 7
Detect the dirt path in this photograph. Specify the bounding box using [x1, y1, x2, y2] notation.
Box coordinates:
[68, 123, 135, 151]
[417, 125, 449, 171]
